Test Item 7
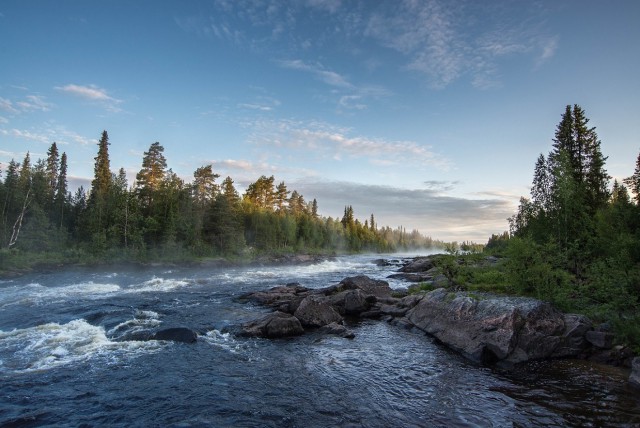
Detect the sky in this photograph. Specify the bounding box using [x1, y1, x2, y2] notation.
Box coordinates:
[0, 0, 639, 242]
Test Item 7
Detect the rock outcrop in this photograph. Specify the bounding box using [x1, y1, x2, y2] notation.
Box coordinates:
[240, 265, 635, 370]
[240, 275, 392, 339]
[241, 311, 305, 338]
[404, 288, 591, 364]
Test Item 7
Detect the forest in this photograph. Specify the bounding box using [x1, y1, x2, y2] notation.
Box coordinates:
[482, 104, 640, 349]
[0, 131, 441, 270]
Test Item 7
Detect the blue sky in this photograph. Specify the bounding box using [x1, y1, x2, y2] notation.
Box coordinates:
[1, 0, 639, 242]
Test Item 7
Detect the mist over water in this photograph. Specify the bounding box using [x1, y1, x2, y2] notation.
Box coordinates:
[1, 254, 639, 427]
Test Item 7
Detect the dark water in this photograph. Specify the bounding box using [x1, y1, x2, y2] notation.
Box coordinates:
[1, 254, 639, 427]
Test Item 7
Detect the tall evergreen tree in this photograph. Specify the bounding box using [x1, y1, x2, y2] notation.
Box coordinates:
[45, 142, 59, 201]
[89, 131, 112, 205]
[136, 142, 167, 210]
[54, 152, 68, 228]
[624, 149, 640, 204]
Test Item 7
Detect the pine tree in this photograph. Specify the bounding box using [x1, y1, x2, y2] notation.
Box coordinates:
[275, 181, 289, 212]
[136, 142, 167, 210]
[220, 176, 240, 206]
[192, 165, 220, 207]
[624, 149, 640, 204]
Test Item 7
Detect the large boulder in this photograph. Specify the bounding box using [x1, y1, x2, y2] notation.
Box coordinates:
[406, 288, 591, 364]
[326, 289, 372, 315]
[241, 311, 305, 338]
[630, 357, 640, 388]
[338, 275, 393, 299]
[294, 296, 343, 327]
[399, 257, 435, 273]
[241, 283, 310, 313]
[152, 327, 198, 344]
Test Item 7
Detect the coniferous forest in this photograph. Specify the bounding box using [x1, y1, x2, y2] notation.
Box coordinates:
[2, 104, 640, 350]
[484, 104, 640, 350]
[0, 130, 440, 270]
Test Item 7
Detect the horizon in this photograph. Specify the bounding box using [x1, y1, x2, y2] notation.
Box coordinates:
[1, 1, 639, 242]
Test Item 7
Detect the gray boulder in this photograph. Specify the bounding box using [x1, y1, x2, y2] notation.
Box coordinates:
[242, 311, 304, 338]
[294, 296, 343, 327]
[630, 357, 640, 388]
[405, 288, 591, 364]
[338, 275, 393, 299]
[399, 257, 435, 273]
[326, 289, 372, 315]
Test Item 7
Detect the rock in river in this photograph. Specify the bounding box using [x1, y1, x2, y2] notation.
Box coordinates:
[152, 327, 199, 344]
[405, 288, 592, 365]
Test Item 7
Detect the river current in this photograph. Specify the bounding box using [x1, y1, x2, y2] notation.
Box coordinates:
[1, 254, 639, 427]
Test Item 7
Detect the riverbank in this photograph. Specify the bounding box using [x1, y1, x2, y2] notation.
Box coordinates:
[0, 247, 337, 279]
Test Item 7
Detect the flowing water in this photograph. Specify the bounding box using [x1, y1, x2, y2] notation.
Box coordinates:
[1, 254, 639, 427]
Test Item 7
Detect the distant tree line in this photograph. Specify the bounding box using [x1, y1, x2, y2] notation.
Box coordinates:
[488, 104, 640, 345]
[0, 130, 441, 261]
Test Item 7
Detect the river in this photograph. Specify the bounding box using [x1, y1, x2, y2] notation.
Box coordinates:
[1, 254, 639, 427]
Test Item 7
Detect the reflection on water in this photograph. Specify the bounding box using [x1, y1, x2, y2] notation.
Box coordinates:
[0, 254, 638, 427]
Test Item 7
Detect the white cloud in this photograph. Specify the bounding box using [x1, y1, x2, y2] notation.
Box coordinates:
[249, 119, 451, 170]
[0, 116, 8, 124]
[55, 84, 122, 112]
[279, 59, 353, 89]
[0, 97, 19, 114]
[365, 0, 558, 88]
[338, 95, 367, 110]
[5, 128, 50, 144]
[16, 95, 52, 112]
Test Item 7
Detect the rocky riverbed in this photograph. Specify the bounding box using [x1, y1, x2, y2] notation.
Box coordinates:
[239, 255, 640, 386]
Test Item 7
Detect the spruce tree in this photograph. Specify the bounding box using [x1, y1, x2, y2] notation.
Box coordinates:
[54, 153, 68, 228]
[89, 131, 112, 205]
[624, 150, 640, 204]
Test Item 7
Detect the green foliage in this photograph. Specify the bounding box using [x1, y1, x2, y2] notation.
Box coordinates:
[501, 105, 640, 351]
[0, 130, 444, 276]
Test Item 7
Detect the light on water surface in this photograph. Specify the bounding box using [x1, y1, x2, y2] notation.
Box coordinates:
[0, 254, 639, 426]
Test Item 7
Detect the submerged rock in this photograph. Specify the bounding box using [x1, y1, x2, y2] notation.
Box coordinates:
[152, 327, 198, 344]
[319, 322, 355, 339]
[405, 288, 591, 365]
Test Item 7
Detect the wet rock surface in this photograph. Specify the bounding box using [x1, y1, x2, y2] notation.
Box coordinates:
[239, 255, 636, 378]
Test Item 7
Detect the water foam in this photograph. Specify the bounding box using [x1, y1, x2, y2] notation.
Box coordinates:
[0, 282, 121, 308]
[0, 319, 164, 373]
[132, 277, 191, 293]
[107, 310, 162, 338]
[203, 329, 247, 354]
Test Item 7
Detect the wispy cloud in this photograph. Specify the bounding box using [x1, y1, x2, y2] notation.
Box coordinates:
[0, 123, 91, 146]
[0, 97, 18, 114]
[1, 128, 50, 144]
[248, 119, 450, 170]
[280, 59, 353, 88]
[55, 84, 123, 112]
[0, 94, 52, 114]
[365, 0, 558, 89]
